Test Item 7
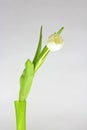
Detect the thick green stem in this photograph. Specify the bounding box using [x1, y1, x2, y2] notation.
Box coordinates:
[34, 46, 50, 72]
[14, 101, 26, 130]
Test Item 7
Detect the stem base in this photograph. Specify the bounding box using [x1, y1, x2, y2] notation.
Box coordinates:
[14, 100, 26, 130]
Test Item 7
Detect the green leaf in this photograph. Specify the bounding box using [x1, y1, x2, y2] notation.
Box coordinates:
[57, 27, 64, 35]
[33, 26, 42, 65]
[19, 59, 35, 101]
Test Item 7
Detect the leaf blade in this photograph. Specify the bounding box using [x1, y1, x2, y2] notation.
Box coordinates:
[19, 59, 35, 100]
[57, 27, 64, 35]
[33, 26, 42, 65]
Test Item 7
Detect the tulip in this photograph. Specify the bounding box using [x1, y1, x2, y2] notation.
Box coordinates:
[14, 26, 64, 130]
[34, 27, 64, 72]
[47, 32, 64, 51]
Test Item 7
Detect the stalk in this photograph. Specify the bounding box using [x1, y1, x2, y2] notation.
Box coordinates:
[14, 101, 26, 130]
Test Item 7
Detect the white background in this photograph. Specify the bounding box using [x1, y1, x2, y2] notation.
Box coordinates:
[0, 0, 87, 130]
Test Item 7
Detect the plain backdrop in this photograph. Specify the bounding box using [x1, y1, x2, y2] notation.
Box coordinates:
[0, 0, 87, 130]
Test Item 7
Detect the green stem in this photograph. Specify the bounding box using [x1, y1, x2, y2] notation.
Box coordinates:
[34, 46, 50, 72]
[14, 100, 26, 130]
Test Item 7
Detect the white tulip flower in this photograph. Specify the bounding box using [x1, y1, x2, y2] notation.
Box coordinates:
[46, 33, 64, 51]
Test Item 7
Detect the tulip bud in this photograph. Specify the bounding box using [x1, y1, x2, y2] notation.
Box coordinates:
[46, 33, 64, 51]
[46, 27, 64, 51]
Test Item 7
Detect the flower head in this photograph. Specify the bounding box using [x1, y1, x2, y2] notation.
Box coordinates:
[46, 27, 64, 51]
[33, 26, 64, 72]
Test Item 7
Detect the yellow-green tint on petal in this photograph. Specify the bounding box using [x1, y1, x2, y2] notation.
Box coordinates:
[47, 33, 64, 44]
